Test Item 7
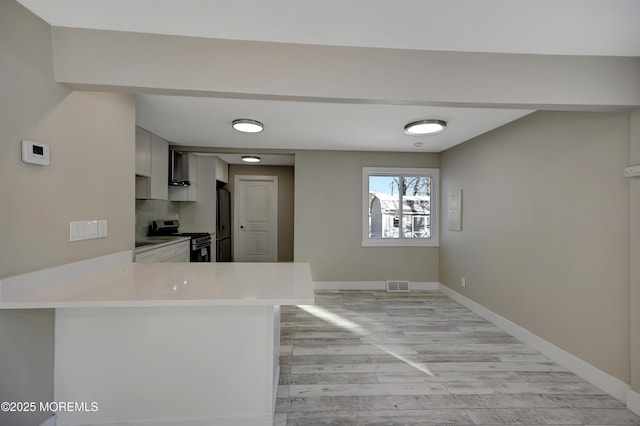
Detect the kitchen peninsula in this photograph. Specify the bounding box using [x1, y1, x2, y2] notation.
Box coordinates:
[0, 253, 314, 426]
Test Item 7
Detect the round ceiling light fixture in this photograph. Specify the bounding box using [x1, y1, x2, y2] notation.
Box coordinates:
[404, 119, 447, 135]
[241, 155, 261, 163]
[232, 119, 264, 133]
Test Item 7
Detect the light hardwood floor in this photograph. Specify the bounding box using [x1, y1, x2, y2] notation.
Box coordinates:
[276, 291, 640, 425]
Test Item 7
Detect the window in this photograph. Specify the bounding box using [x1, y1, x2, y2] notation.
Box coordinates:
[362, 167, 439, 247]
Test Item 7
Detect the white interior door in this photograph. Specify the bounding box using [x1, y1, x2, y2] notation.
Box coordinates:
[234, 175, 278, 262]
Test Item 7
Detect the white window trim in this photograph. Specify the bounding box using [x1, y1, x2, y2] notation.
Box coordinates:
[362, 167, 439, 247]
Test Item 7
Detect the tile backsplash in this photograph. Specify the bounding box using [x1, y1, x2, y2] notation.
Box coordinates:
[135, 199, 180, 240]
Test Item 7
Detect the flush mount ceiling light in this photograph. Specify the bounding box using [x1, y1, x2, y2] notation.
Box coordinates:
[404, 119, 447, 135]
[241, 155, 261, 163]
[232, 119, 263, 133]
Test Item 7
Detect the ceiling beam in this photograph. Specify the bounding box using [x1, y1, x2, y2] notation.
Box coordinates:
[52, 27, 640, 111]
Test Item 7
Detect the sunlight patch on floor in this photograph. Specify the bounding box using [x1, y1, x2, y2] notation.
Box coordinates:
[297, 304, 434, 376]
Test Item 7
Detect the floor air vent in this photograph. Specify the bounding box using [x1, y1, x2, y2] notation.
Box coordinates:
[386, 280, 410, 292]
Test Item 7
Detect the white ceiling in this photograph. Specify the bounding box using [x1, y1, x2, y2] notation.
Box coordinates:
[16, 0, 640, 157]
[16, 0, 640, 56]
[199, 153, 295, 167]
[136, 95, 533, 153]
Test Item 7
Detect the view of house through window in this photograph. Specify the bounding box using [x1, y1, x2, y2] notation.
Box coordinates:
[369, 175, 431, 238]
[363, 168, 439, 247]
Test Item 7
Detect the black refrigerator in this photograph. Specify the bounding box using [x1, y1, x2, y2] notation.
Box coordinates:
[216, 187, 232, 261]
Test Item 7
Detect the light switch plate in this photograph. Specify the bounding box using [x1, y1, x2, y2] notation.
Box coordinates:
[70, 220, 99, 242]
[98, 220, 108, 238]
[624, 165, 640, 177]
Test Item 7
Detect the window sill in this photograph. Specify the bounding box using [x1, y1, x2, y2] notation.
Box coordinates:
[362, 238, 440, 247]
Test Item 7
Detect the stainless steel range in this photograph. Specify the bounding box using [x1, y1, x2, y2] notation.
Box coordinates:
[150, 220, 212, 262]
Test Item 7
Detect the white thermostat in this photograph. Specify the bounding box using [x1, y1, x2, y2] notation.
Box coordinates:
[21, 140, 50, 165]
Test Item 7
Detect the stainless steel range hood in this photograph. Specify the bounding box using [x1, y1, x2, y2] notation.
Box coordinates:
[169, 149, 191, 186]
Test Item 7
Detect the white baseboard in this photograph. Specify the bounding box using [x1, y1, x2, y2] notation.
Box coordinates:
[628, 388, 640, 416]
[272, 365, 280, 415]
[0, 251, 132, 302]
[314, 281, 439, 291]
[437, 284, 631, 404]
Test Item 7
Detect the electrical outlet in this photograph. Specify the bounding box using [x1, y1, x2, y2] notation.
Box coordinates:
[461, 277, 466, 288]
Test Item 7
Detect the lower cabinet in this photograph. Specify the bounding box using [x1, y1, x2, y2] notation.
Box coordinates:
[135, 240, 190, 263]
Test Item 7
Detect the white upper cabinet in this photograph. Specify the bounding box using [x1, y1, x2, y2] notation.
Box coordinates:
[149, 134, 168, 199]
[215, 156, 229, 183]
[135, 127, 168, 200]
[135, 127, 151, 177]
[178, 155, 216, 233]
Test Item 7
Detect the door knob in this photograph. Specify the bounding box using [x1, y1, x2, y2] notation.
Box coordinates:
[240, 225, 244, 229]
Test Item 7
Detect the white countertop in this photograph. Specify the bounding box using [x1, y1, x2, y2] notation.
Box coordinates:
[0, 261, 314, 309]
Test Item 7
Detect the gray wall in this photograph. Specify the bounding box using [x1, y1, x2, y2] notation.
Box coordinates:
[227, 165, 295, 262]
[295, 150, 440, 282]
[0, 2, 135, 424]
[440, 111, 631, 383]
[630, 111, 640, 394]
[0, 12, 135, 276]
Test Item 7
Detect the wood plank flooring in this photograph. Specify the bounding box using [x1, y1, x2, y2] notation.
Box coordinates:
[276, 291, 640, 425]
